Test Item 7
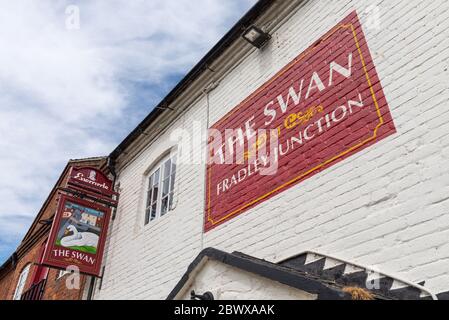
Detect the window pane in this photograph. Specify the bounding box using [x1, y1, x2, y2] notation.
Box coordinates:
[148, 174, 153, 188]
[162, 178, 169, 197]
[13, 265, 30, 300]
[146, 172, 155, 210]
[170, 173, 175, 193]
[151, 185, 159, 204]
[169, 192, 174, 209]
[153, 169, 160, 185]
[150, 203, 157, 221]
[171, 160, 177, 176]
[163, 159, 171, 179]
[169, 158, 176, 210]
[146, 188, 153, 208]
[170, 157, 176, 194]
[161, 197, 169, 216]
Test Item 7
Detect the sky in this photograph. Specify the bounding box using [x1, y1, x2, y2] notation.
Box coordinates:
[0, 0, 257, 263]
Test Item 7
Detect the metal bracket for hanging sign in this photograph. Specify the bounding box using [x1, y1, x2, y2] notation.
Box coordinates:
[57, 187, 118, 208]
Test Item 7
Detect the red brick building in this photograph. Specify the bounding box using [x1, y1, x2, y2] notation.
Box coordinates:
[0, 157, 107, 300]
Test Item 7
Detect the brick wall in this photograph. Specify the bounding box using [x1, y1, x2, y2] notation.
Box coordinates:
[0, 267, 14, 299]
[95, 0, 449, 299]
[0, 239, 87, 300]
[42, 269, 87, 300]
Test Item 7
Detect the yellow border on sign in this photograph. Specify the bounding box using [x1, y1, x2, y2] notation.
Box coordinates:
[206, 23, 385, 226]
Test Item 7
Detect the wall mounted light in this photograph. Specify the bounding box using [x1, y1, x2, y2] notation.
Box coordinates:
[242, 25, 271, 49]
[38, 218, 53, 225]
[190, 290, 214, 300]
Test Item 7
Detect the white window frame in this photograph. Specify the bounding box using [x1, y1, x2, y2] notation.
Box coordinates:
[13, 264, 31, 300]
[145, 152, 177, 225]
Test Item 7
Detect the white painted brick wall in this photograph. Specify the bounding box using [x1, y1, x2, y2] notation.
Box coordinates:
[94, 0, 449, 299]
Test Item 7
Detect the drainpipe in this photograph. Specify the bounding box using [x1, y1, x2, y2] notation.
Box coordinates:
[86, 276, 95, 300]
[107, 156, 117, 184]
[201, 81, 220, 250]
[107, 156, 118, 219]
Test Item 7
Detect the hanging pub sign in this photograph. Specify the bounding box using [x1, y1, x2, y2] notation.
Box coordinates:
[42, 167, 116, 276]
[42, 195, 111, 276]
[205, 11, 396, 231]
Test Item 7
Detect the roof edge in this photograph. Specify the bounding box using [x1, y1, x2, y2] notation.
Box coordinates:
[166, 247, 349, 300]
[109, 0, 276, 161]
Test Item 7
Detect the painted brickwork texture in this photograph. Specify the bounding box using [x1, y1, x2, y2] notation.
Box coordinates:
[95, 0, 449, 299]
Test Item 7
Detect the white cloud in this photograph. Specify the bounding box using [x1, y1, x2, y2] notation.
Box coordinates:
[0, 0, 256, 256]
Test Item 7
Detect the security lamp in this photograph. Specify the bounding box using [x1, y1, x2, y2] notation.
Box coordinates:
[190, 290, 214, 300]
[242, 25, 271, 49]
[39, 218, 53, 225]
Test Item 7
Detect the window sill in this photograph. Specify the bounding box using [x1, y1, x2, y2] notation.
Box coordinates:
[143, 209, 175, 229]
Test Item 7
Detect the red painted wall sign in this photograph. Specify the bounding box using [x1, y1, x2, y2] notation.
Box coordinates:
[205, 11, 396, 231]
[42, 195, 111, 276]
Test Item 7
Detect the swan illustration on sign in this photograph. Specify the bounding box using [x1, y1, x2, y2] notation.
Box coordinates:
[55, 200, 104, 254]
[60, 225, 99, 252]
